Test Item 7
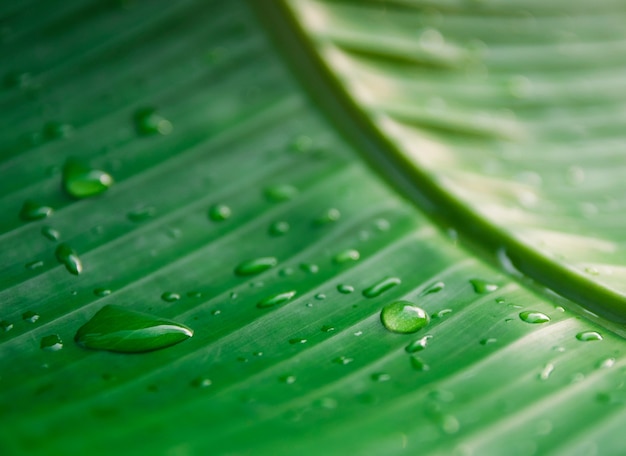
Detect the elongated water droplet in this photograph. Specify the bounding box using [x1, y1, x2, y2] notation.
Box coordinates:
[23, 311, 39, 323]
[62, 158, 113, 199]
[43, 121, 73, 140]
[321, 324, 335, 333]
[300, 263, 319, 274]
[94, 287, 111, 297]
[40, 334, 63, 351]
[337, 284, 354, 294]
[539, 363, 554, 380]
[315, 293, 326, 300]
[75, 305, 193, 353]
[289, 338, 307, 345]
[264, 184, 298, 202]
[333, 249, 360, 264]
[25, 260, 44, 270]
[381, 301, 429, 334]
[410, 356, 430, 372]
[371, 372, 391, 382]
[405, 335, 432, 353]
[363, 277, 401, 298]
[576, 331, 603, 342]
[421, 281, 444, 296]
[257, 290, 296, 309]
[208, 204, 231, 221]
[333, 356, 353, 365]
[235, 257, 277, 276]
[161, 292, 180, 302]
[480, 337, 497, 345]
[519, 311, 550, 324]
[127, 206, 156, 223]
[134, 107, 172, 135]
[19, 200, 53, 221]
[41, 226, 60, 241]
[314, 208, 341, 225]
[0, 320, 14, 332]
[269, 221, 290, 236]
[191, 377, 212, 388]
[55, 243, 82, 275]
[470, 279, 498, 294]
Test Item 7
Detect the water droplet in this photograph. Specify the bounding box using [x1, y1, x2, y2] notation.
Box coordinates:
[253, 351, 263, 357]
[211, 309, 221, 316]
[371, 372, 391, 382]
[161, 292, 180, 302]
[337, 284, 354, 294]
[19, 200, 53, 221]
[133, 107, 173, 135]
[440, 415, 460, 435]
[495, 297, 506, 304]
[289, 338, 307, 345]
[269, 221, 290, 236]
[584, 266, 599, 276]
[314, 208, 341, 225]
[187, 291, 202, 298]
[405, 335, 432, 353]
[62, 158, 113, 199]
[321, 324, 335, 333]
[208, 204, 231, 221]
[235, 257, 278, 276]
[507, 75, 533, 99]
[469, 279, 498, 294]
[421, 281, 444, 296]
[354, 331, 363, 337]
[519, 311, 550, 324]
[363, 277, 401, 298]
[539, 363, 554, 380]
[375, 218, 390, 231]
[299, 263, 319, 274]
[257, 290, 296, 309]
[279, 267, 294, 277]
[191, 377, 212, 388]
[0, 320, 14, 332]
[264, 184, 298, 202]
[25, 260, 44, 270]
[41, 226, 60, 241]
[410, 356, 430, 372]
[289, 135, 313, 153]
[333, 249, 360, 264]
[380, 301, 429, 334]
[23, 311, 39, 323]
[94, 288, 112, 297]
[43, 121, 73, 140]
[127, 206, 156, 223]
[576, 331, 602, 342]
[75, 305, 193, 353]
[315, 293, 326, 301]
[55, 243, 82, 275]
[567, 166, 585, 185]
[599, 358, 615, 368]
[480, 338, 497, 345]
[279, 374, 296, 384]
[3, 71, 31, 89]
[40, 334, 63, 351]
[333, 356, 353, 365]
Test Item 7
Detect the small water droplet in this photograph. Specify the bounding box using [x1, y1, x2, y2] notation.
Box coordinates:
[19, 200, 53, 221]
[212, 309, 221, 316]
[363, 277, 401, 298]
[40, 334, 63, 351]
[333, 249, 360, 264]
[584, 266, 599, 276]
[43, 121, 73, 140]
[55, 243, 82, 275]
[127, 206, 156, 223]
[421, 281, 444, 296]
[380, 301, 429, 334]
[94, 288, 112, 297]
[599, 358, 615, 368]
[469, 279, 498, 294]
[333, 356, 353, 365]
[279, 374, 296, 384]
[0, 320, 14, 332]
[264, 184, 298, 202]
[374, 218, 390, 231]
[269, 221, 290, 236]
[410, 356, 430, 372]
[134, 107, 172, 135]
[23, 311, 40, 323]
[354, 330, 363, 337]
[187, 291, 202, 298]
[433, 308, 453, 319]
[405, 335, 432, 353]
[495, 297, 506, 304]
[3, 71, 31, 89]
[371, 372, 391, 382]
[208, 204, 231, 221]
[538, 363, 554, 381]
[576, 331, 602, 342]
[191, 377, 212, 388]
[519, 311, 550, 324]
[25, 260, 44, 270]
[230, 291, 238, 300]
[75, 305, 193, 353]
[237, 356, 248, 363]
[507, 75, 533, 99]
[314, 208, 341, 225]
[41, 226, 60, 241]
[337, 284, 354, 294]
[253, 351, 263, 357]
[235, 257, 278, 276]
[321, 324, 335, 333]
[567, 166, 585, 185]
[315, 293, 326, 300]
[299, 263, 318, 274]
[289, 338, 307, 345]
[440, 415, 460, 435]
[62, 158, 113, 199]
[257, 290, 296, 309]
[480, 338, 497, 346]
[161, 292, 180, 302]
[289, 135, 313, 153]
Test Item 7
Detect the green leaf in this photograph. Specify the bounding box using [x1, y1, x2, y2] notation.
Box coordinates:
[0, 1, 624, 455]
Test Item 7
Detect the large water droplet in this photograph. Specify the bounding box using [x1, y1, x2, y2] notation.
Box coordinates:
[134, 107, 173, 135]
[235, 257, 278, 276]
[75, 305, 193, 353]
[421, 281, 444, 296]
[363, 277, 401, 298]
[19, 200, 53, 221]
[208, 204, 231, 221]
[40, 334, 63, 351]
[576, 331, 603, 342]
[264, 184, 298, 202]
[55, 243, 82, 275]
[405, 335, 432, 353]
[257, 290, 296, 309]
[62, 158, 113, 199]
[519, 311, 550, 324]
[380, 301, 429, 334]
[41, 226, 60, 241]
[470, 279, 498, 294]
[269, 221, 290, 236]
[127, 206, 156, 223]
[333, 249, 360, 264]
